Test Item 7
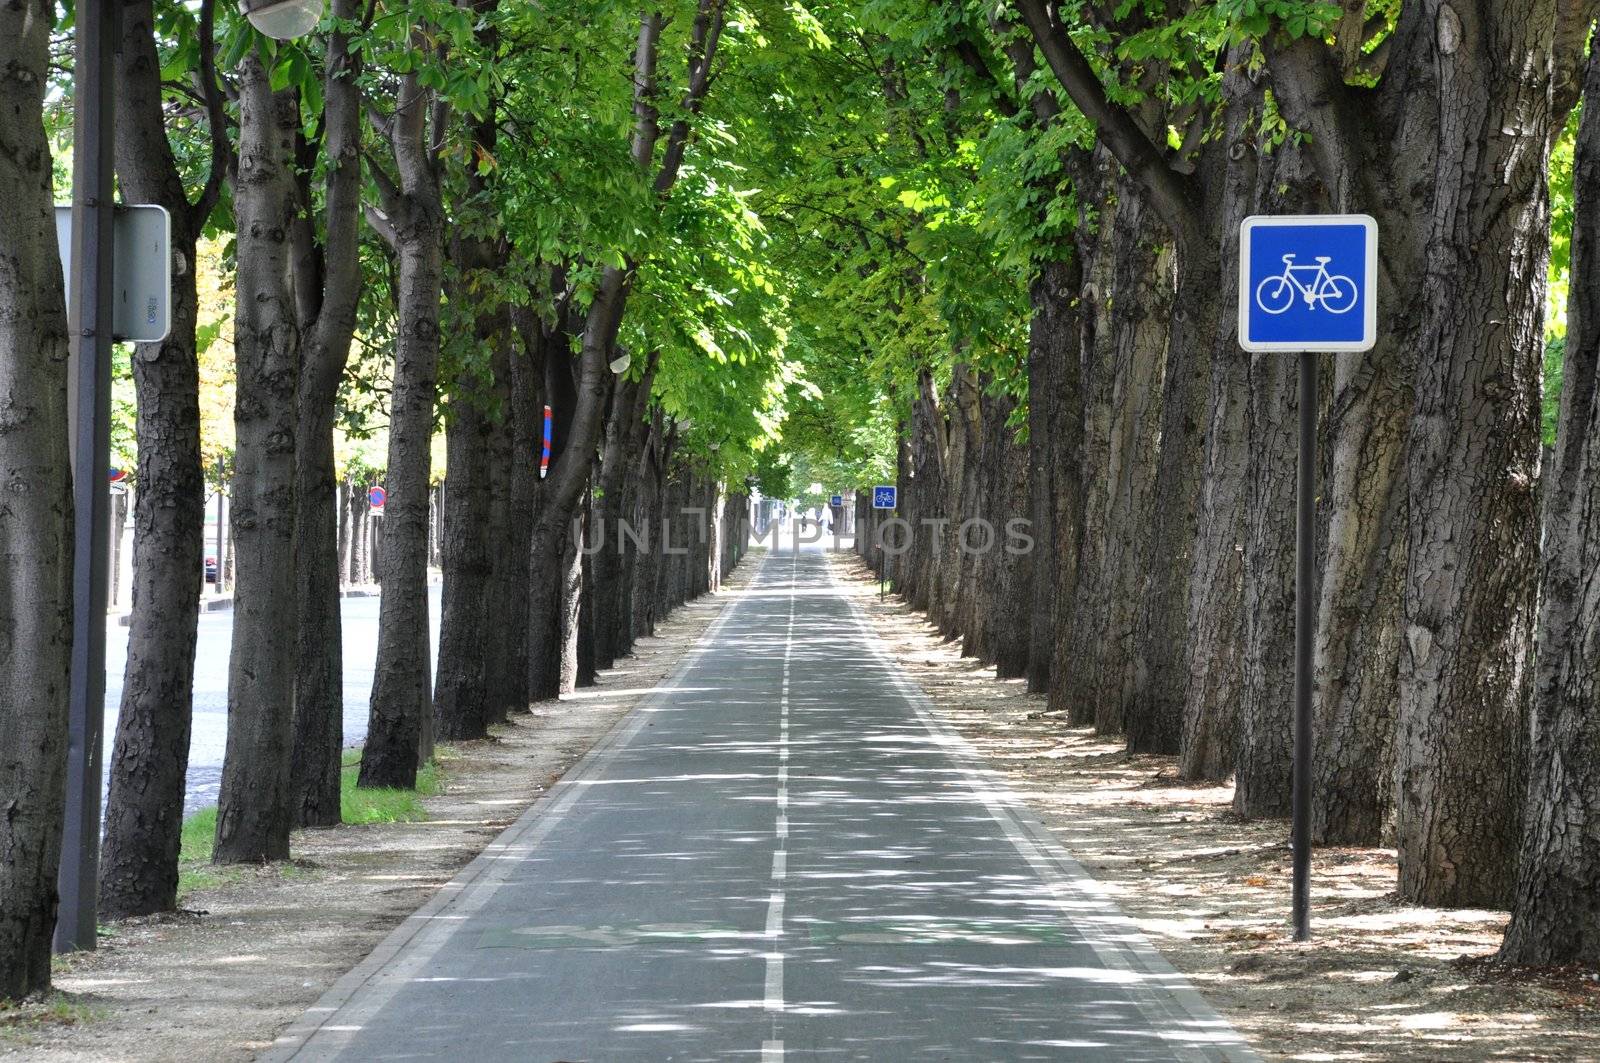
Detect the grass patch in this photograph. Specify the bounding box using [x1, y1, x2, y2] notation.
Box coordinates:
[340, 746, 441, 825]
[170, 748, 445, 900]
[176, 806, 236, 896]
[0, 992, 105, 1043]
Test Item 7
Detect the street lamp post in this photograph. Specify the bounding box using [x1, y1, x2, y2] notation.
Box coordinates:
[55, 0, 119, 955]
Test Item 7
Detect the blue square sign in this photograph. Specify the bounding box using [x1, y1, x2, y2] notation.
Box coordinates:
[1239, 215, 1377, 353]
[830, 494, 843, 507]
[872, 485, 897, 510]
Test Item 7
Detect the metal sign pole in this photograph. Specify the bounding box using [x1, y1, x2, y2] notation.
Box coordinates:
[1240, 213, 1377, 942]
[1291, 348, 1317, 942]
[57, 0, 119, 954]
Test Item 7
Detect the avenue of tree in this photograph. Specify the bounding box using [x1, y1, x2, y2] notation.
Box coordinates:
[4, 0, 1600, 1001]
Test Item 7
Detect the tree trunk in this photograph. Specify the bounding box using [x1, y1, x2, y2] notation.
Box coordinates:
[555, 512, 582, 694]
[993, 407, 1032, 679]
[360, 64, 445, 790]
[908, 374, 944, 613]
[337, 481, 352, 586]
[1126, 247, 1217, 754]
[631, 419, 670, 640]
[290, 0, 364, 827]
[933, 367, 976, 638]
[0, 0, 72, 996]
[961, 390, 1004, 663]
[480, 341, 519, 724]
[576, 489, 598, 689]
[108, 488, 127, 607]
[527, 316, 585, 701]
[495, 310, 544, 714]
[99, 0, 207, 916]
[1082, 183, 1171, 736]
[350, 485, 370, 584]
[361, 236, 443, 786]
[592, 365, 653, 670]
[1025, 255, 1079, 695]
[215, 57, 301, 864]
[1051, 161, 1115, 725]
[1501, 36, 1600, 964]
[1178, 60, 1265, 781]
[431, 385, 494, 741]
[1391, 5, 1554, 908]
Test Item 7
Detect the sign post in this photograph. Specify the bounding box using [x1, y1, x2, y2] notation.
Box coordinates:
[872, 486, 897, 600]
[1239, 214, 1377, 943]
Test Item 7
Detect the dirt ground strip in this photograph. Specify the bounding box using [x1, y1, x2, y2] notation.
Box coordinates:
[1, 556, 762, 1062]
[831, 553, 1600, 1063]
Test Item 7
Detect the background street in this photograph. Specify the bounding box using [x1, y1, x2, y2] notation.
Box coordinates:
[102, 588, 443, 815]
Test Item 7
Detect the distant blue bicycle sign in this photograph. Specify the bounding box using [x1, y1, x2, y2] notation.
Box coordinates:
[872, 485, 897, 510]
[830, 494, 844, 507]
[1239, 215, 1377, 353]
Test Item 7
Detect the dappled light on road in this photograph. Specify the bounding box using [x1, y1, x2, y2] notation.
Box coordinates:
[268, 548, 1254, 1062]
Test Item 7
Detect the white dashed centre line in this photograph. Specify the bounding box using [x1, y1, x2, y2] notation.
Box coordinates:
[762, 550, 798, 1032]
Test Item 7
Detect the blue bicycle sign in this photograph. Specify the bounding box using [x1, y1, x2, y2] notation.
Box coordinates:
[1239, 215, 1377, 352]
[872, 485, 897, 510]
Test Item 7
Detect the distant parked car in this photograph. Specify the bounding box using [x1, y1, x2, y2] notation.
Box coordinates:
[205, 556, 218, 584]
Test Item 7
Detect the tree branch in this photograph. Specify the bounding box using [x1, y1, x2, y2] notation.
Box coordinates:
[653, 0, 727, 196]
[363, 203, 399, 249]
[1009, 0, 1202, 247]
[1262, 32, 1370, 212]
[192, 0, 234, 228]
[1553, 2, 1600, 127]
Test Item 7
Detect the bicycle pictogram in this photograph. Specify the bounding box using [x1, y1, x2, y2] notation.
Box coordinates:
[1254, 254, 1358, 315]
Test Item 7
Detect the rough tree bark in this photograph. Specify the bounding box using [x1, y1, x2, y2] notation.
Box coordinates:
[1010, 3, 1213, 750]
[962, 386, 1009, 663]
[1271, 2, 1586, 905]
[214, 56, 302, 864]
[431, 352, 495, 740]
[1024, 254, 1084, 706]
[1389, 3, 1555, 907]
[1501, 33, 1600, 964]
[432, 103, 505, 739]
[1178, 49, 1263, 782]
[480, 335, 522, 723]
[289, 0, 365, 827]
[0, 0, 72, 996]
[360, 63, 447, 789]
[1053, 154, 1117, 726]
[992, 400, 1032, 679]
[99, 0, 219, 915]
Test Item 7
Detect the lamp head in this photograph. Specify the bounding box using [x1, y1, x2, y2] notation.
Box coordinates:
[239, 0, 324, 40]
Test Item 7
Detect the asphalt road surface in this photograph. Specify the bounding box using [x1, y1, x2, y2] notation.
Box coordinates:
[267, 547, 1255, 1062]
[103, 587, 442, 815]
